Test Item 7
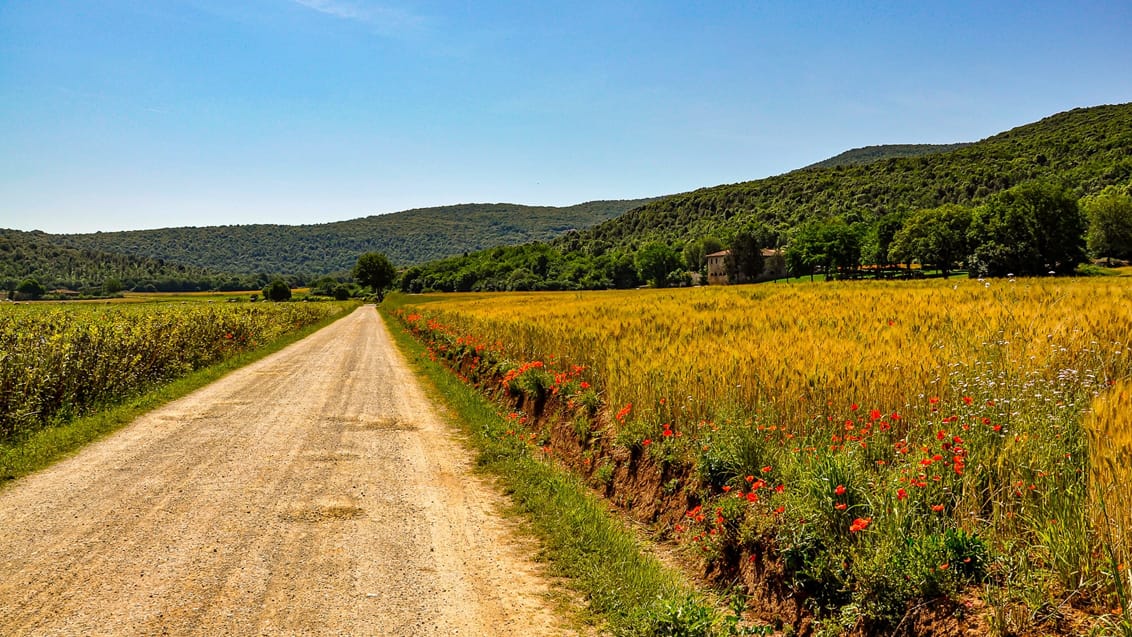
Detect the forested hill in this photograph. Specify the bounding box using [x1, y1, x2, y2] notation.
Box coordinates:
[571, 103, 1132, 251]
[400, 103, 1132, 293]
[53, 199, 654, 275]
[802, 143, 973, 170]
[0, 229, 233, 293]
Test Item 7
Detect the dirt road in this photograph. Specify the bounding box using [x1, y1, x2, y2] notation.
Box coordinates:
[0, 306, 571, 636]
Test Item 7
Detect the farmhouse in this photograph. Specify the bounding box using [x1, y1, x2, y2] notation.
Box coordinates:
[705, 249, 788, 285]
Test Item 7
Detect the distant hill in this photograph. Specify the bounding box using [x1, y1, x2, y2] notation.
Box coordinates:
[803, 143, 972, 170]
[0, 229, 231, 292]
[403, 103, 1132, 292]
[575, 103, 1132, 250]
[53, 199, 655, 275]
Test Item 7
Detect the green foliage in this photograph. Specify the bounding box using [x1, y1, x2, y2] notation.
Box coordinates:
[575, 104, 1132, 257]
[52, 199, 656, 275]
[888, 204, 973, 276]
[262, 278, 292, 302]
[725, 229, 764, 283]
[0, 230, 233, 294]
[968, 181, 1086, 276]
[785, 218, 862, 279]
[352, 252, 397, 296]
[636, 242, 682, 287]
[803, 143, 973, 170]
[640, 595, 715, 637]
[402, 242, 642, 292]
[102, 278, 124, 294]
[860, 210, 907, 267]
[1084, 187, 1132, 261]
[15, 277, 45, 299]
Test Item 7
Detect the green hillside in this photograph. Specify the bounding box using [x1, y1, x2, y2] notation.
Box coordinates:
[403, 103, 1132, 292]
[581, 104, 1131, 249]
[0, 229, 243, 294]
[54, 199, 655, 275]
[802, 143, 972, 170]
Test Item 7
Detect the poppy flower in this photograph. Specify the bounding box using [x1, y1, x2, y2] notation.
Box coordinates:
[834, 485, 846, 496]
[849, 517, 871, 533]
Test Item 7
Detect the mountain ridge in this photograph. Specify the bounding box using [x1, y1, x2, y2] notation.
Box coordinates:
[802, 143, 974, 170]
[51, 199, 657, 275]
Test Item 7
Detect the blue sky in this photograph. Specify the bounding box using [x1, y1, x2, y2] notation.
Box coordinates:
[1, 1, 1130, 233]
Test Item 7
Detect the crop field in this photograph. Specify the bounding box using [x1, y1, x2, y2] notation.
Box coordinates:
[0, 301, 349, 442]
[392, 278, 1132, 634]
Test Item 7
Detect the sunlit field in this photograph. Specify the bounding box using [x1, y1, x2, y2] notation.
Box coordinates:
[0, 301, 346, 441]
[393, 277, 1132, 632]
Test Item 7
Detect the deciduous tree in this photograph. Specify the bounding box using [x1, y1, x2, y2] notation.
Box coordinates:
[967, 182, 1086, 277]
[353, 252, 398, 300]
[1083, 187, 1132, 262]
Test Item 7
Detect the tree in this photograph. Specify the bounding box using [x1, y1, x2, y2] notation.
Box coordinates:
[311, 276, 340, 296]
[103, 278, 124, 295]
[861, 211, 907, 271]
[967, 182, 1086, 277]
[262, 278, 291, 302]
[1083, 188, 1132, 262]
[786, 218, 861, 281]
[353, 252, 397, 300]
[15, 278, 45, 300]
[786, 221, 827, 281]
[887, 204, 973, 277]
[682, 236, 724, 274]
[725, 229, 764, 283]
[635, 242, 681, 287]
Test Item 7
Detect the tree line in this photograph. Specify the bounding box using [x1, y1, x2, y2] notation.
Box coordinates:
[397, 182, 1132, 293]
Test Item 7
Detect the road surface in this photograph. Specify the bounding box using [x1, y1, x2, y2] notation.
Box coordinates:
[0, 306, 570, 636]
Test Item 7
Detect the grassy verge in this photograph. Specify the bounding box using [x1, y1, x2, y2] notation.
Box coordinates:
[378, 302, 760, 637]
[0, 303, 358, 485]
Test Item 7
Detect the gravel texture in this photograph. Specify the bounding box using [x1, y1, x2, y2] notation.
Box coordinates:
[0, 306, 570, 636]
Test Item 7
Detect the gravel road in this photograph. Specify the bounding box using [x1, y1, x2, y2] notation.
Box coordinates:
[0, 306, 571, 636]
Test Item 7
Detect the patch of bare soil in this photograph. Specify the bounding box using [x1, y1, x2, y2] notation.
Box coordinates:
[0, 306, 573, 636]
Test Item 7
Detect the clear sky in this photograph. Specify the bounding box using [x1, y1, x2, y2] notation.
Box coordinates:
[2, 1, 1130, 233]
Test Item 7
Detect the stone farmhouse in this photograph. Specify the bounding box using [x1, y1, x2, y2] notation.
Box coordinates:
[705, 249, 787, 285]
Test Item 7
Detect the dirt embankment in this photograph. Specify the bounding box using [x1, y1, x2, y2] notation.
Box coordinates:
[0, 306, 572, 636]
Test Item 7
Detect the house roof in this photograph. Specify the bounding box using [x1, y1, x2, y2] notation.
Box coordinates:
[706, 248, 782, 258]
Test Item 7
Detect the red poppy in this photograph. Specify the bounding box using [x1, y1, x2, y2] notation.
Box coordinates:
[849, 517, 871, 533]
[835, 484, 846, 496]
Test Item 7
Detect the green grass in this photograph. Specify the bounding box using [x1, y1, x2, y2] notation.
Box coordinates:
[0, 302, 358, 485]
[378, 301, 751, 637]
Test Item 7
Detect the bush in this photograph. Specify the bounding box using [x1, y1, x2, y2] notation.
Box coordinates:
[16, 278, 45, 300]
[262, 279, 292, 302]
